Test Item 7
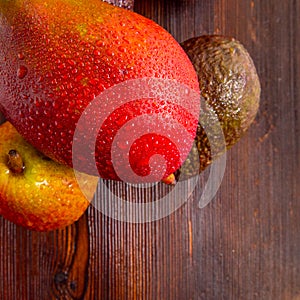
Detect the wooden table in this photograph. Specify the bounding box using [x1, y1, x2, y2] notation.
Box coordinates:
[0, 0, 299, 299]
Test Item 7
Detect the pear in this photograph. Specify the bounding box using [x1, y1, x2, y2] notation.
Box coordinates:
[0, 121, 99, 231]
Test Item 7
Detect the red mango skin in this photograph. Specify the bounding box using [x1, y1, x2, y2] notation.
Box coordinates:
[0, 0, 199, 182]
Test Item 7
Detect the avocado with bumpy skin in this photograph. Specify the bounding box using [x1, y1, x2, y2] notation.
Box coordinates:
[175, 35, 260, 180]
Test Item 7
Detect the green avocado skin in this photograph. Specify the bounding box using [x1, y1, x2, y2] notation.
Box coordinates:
[177, 35, 260, 180]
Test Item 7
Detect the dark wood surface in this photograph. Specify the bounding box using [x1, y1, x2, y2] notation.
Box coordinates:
[0, 0, 299, 299]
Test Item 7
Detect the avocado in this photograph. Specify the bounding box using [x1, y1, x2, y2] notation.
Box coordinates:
[175, 35, 261, 180]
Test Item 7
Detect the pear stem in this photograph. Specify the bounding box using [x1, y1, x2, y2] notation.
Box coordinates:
[7, 149, 25, 174]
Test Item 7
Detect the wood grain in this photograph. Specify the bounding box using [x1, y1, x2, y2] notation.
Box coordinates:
[0, 0, 299, 299]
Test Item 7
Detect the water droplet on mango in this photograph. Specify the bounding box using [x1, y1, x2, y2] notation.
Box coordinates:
[18, 53, 25, 60]
[17, 65, 28, 79]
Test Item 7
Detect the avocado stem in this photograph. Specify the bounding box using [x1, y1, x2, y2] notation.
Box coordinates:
[7, 149, 25, 174]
